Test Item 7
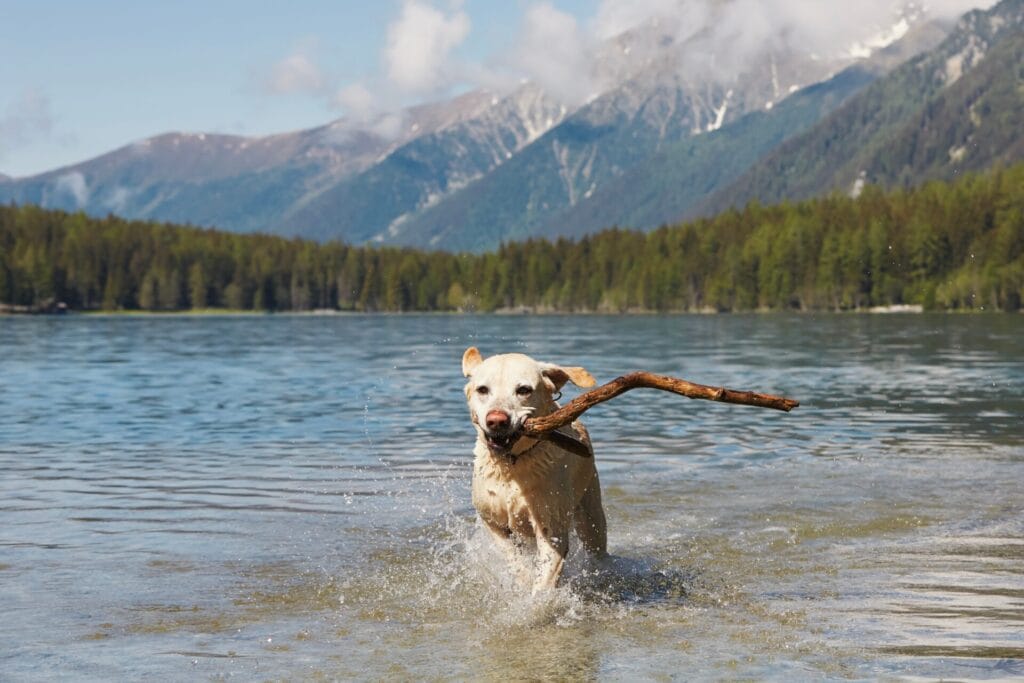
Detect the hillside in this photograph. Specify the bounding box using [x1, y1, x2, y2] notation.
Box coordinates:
[542, 67, 878, 240]
[698, 0, 1024, 214]
[3, 3, 1019, 252]
[0, 91, 515, 234]
[862, 31, 1024, 186]
[279, 85, 565, 243]
[379, 18, 951, 251]
[0, 5, 951, 251]
[3, 163, 1022, 314]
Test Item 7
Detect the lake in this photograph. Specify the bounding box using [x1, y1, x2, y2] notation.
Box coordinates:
[1, 313, 1022, 680]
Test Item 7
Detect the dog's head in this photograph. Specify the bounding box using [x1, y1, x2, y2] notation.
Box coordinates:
[462, 347, 595, 457]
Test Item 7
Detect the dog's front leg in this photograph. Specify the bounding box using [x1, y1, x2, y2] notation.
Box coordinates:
[482, 520, 533, 588]
[532, 528, 569, 593]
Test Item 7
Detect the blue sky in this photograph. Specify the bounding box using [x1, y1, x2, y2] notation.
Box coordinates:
[0, 1, 592, 177]
[0, 0, 989, 178]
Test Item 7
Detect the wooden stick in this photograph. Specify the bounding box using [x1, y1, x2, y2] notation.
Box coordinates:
[522, 371, 799, 437]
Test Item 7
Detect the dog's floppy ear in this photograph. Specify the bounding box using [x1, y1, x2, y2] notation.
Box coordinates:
[541, 363, 596, 391]
[462, 347, 484, 377]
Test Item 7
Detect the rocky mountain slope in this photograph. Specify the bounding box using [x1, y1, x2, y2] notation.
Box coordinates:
[696, 0, 1024, 215]
[280, 85, 565, 243]
[393, 18, 950, 250]
[856, 30, 1024, 187]
[5, 2, 1019, 252]
[0, 91, 517, 232]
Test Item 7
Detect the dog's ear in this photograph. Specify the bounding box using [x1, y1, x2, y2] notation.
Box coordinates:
[541, 363, 596, 391]
[462, 347, 484, 377]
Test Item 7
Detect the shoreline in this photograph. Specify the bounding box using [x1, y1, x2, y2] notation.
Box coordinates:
[4, 305, 1018, 318]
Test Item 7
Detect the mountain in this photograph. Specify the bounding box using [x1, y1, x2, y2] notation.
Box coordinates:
[543, 66, 878, 240]
[513, 19, 952, 242]
[366, 27, 883, 250]
[697, 0, 1024, 214]
[857, 30, 1024, 186]
[0, 130, 345, 231]
[278, 85, 566, 243]
[2, 3, 1004, 252]
[0, 91, 520, 232]
[274, 15, 880, 249]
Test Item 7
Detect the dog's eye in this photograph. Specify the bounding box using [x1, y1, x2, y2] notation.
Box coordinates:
[476, 386, 490, 396]
[516, 385, 533, 397]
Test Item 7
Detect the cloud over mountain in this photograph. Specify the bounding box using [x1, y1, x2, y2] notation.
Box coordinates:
[384, 0, 471, 94]
[3, 0, 1015, 253]
[300, 0, 999, 121]
[0, 90, 54, 163]
[265, 44, 326, 96]
[512, 3, 597, 104]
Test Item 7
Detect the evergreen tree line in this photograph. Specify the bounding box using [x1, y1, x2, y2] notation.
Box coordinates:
[1, 164, 1022, 313]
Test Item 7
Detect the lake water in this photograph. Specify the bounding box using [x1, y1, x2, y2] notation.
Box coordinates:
[1, 314, 1022, 681]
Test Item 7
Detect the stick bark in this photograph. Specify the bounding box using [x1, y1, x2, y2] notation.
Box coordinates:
[522, 371, 799, 437]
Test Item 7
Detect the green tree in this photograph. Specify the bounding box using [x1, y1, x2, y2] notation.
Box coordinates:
[188, 262, 208, 309]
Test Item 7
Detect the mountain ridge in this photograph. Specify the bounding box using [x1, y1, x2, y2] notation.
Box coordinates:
[695, 0, 1024, 215]
[365, 17, 952, 250]
[3, 3, 1020, 251]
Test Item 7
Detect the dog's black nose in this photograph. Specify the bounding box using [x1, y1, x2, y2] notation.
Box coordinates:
[485, 410, 510, 432]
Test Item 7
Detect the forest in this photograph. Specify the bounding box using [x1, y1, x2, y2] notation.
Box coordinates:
[1, 163, 1022, 313]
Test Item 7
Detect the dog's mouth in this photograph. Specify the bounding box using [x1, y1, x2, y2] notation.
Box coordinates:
[484, 429, 522, 456]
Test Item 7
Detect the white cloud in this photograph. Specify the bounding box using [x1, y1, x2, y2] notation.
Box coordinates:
[271, 0, 997, 134]
[333, 82, 378, 119]
[384, 0, 470, 94]
[933, 0, 998, 12]
[264, 39, 327, 96]
[512, 3, 597, 105]
[54, 171, 89, 207]
[265, 43, 326, 95]
[103, 186, 133, 213]
[590, 0, 995, 62]
[328, 81, 406, 141]
[591, 0, 699, 40]
[0, 90, 54, 160]
[323, 0, 472, 137]
[437, 0, 993, 110]
[368, 111, 405, 139]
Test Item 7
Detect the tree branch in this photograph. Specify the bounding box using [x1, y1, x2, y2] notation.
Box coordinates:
[522, 371, 799, 437]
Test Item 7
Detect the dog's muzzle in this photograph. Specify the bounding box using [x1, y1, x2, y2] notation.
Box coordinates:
[483, 410, 522, 456]
[484, 429, 522, 456]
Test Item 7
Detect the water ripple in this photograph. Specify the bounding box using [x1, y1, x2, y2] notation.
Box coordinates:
[0, 314, 1021, 680]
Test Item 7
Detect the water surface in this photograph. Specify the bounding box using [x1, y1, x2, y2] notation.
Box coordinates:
[1, 314, 1022, 680]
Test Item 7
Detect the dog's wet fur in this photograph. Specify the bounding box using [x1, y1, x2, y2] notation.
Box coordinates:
[463, 347, 608, 592]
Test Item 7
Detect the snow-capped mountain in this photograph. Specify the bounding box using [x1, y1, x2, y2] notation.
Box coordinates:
[280, 84, 566, 243]
[364, 8, 954, 250]
[0, 89, 554, 234]
[696, 0, 1024, 216]
[4, 1, 1014, 251]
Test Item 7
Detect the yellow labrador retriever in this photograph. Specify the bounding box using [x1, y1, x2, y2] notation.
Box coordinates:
[462, 347, 607, 592]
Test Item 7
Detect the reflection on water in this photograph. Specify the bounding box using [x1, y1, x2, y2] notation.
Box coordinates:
[0, 314, 1022, 680]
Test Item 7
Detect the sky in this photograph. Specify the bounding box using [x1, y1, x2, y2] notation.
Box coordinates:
[0, 0, 993, 178]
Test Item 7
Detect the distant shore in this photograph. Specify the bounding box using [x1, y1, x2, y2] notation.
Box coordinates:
[7, 304, 1019, 317]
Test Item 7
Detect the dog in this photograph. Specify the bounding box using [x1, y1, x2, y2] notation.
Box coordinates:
[462, 347, 608, 592]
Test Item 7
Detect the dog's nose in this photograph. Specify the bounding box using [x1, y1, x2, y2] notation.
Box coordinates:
[485, 410, 510, 432]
